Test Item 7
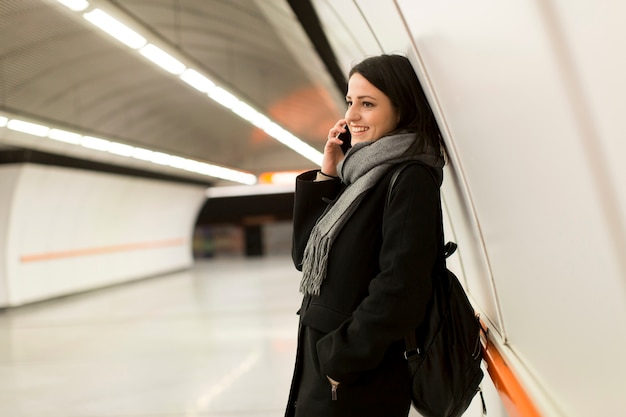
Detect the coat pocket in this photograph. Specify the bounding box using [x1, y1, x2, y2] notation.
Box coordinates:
[301, 303, 351, 334]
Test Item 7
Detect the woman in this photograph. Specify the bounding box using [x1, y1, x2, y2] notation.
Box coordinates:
[286, 54, 446, 417]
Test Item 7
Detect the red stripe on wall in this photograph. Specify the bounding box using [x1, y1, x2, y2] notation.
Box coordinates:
[481, 324, 543, 417]
[20, 238, 186, 262]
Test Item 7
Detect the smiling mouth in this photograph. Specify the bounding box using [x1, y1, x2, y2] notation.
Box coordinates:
[351, 127, 369, 133]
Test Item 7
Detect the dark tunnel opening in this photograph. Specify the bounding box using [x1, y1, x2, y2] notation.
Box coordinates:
[192, 192, 295, 258]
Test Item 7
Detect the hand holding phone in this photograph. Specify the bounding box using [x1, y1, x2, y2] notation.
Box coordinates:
[338, 125, 351, 154]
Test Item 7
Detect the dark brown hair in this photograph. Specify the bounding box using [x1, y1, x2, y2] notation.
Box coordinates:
[349, 54, 444, 156]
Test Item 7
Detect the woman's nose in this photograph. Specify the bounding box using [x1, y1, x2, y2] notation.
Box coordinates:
[345, 106, 359, 122]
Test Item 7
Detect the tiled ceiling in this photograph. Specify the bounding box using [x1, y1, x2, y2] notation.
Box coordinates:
[0, 0, 344, 182]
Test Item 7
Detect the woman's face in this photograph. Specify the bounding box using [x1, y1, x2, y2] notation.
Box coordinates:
[345, 72, 399, 144]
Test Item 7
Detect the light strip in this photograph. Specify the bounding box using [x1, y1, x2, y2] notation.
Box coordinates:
[206, 183, 295, 198]
[0, 112, 256, 185]
[108, 142, 134, 157]
[209, 87, 239, 109]
[7, 119, 50, 137]
[151, 151, 172, 166]
[49, 128, 82, 144]
[262, 122, 322, 165]
[180, 69, 215, 93]
[60, 1, 323, 167]
[132, 147, 154, 161]
[232, 101, 262, 123]
[194, 163, 256, 185]
[139, 44, 186, 75]
[81, 136, 111, 151]
[57, 0, 89, 12]
[83, 9, 147, 49]
[168, 155, 188, 169]
[206, 87, 322, 164]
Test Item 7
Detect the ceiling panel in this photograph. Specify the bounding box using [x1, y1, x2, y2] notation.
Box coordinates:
[0, 0, 342, 182]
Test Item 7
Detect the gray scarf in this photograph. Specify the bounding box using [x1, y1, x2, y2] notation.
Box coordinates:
[299, 132, 444, 295]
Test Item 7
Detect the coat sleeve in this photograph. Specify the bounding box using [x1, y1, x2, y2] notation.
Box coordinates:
[291, 170, 342, 271]
[316, 164, 440, 383]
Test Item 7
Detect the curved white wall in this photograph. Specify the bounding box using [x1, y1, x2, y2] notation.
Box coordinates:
[0, 163, 207, 307]
[313, 1, 626, 416]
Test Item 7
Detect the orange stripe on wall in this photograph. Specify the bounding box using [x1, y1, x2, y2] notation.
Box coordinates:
[481, 325, 543, 417]
[20, 238, 186, 263]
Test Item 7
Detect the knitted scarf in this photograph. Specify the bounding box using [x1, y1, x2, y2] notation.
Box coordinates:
[299, 132, 444, 295]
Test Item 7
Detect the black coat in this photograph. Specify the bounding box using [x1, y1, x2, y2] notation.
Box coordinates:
[285, 163, 442, 417]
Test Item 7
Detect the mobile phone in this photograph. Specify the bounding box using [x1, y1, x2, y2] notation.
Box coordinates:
[338, 125, 351, 154]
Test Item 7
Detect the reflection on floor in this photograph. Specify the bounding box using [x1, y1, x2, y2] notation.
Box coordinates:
[0, 256, 301, 417]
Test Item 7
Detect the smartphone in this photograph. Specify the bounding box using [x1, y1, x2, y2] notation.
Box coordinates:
[338, 125, 352, 154]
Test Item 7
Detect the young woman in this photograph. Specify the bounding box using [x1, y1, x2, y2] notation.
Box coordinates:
[286, 54, 446, 417]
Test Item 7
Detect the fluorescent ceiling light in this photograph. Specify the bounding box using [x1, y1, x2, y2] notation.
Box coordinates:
[247, 113, 272, 131]
[168, 156, 189, 169]
[262, 122, 290, 144]
[66, 3, 322, 167]
[1, 111, 256, 185]
[180, 160, 198, 171]
[184, 160, 257, 184]
[84, 9, 147, 49]
[132, 147, 154, 161]
[139, 44, 186, 75]
[109, 142, 135, 157]
[207, 91, 323, 165]
[48, 128, 82, 144]
[232, 101, 261, 123]
[81, 136, 111, 151]
[45, 3, 322, 178]
[195, 163, 257, 185]
[263, 123, 322, 165]
[209, 87, 239, 109]
[7, 119, 50, 137]
[180, 69, 215, 93]
[57, 0, 89, 11]
[151, 151, 172, 165]
[206, 183, 295, 198]
[283, 137, 323, 165]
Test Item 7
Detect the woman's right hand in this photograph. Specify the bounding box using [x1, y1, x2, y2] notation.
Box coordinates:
[321, 119, 349, 177]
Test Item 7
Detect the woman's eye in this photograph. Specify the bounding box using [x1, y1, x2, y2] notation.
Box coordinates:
[363, 102, 373, 107]
[346, 101, 353, 107]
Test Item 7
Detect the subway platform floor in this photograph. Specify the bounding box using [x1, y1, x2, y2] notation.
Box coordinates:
[0, 255, 302, 417]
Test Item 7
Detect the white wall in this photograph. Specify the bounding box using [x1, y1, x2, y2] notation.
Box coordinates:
[0, 166, 21, 305]
[0, 164, 207, 307]
[312, 1, 626, 416]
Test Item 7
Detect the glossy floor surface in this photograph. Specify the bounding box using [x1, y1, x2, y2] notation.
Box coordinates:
[0, 256, 302, 417]
[0, 256, 426, 417]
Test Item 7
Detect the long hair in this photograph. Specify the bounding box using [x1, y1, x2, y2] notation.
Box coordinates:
[349, 54, 445, 158]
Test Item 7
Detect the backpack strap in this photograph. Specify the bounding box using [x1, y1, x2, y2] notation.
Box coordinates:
[386, 161, 454, 364]
[386, 160, 451, 257]
[386, 161, 437, 207]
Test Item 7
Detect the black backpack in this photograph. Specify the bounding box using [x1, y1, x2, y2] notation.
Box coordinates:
[387, 162, 485, 417]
